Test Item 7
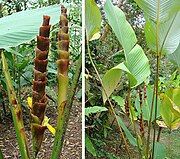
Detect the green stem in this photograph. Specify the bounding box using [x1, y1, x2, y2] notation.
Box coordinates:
[51, 54, 82, 159]
[152, 54, 160, 158]
[0, 148, 3, 159]
[87, 41, 132, 159]
[1, 52, 30, 159]
[147, 1, 161, 158]
[146, 82, 155, 158]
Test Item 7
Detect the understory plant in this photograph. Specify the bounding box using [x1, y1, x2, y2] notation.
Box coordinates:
[85, 0, 180, 158]
[0, 3, 81, 159]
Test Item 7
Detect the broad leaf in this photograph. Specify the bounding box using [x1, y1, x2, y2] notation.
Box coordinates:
[102, 0, 150, 103]
[112, 96, 124, 107]
[154, 142, 166, 159]
[134, 0, 180, 22]
[85, 134, 97, 157]
[104, 0, 137, 54]
[160, 89, 180, 130]
[0, 5, 63, 48]
[126, 44, 150, 87]
[145, 13, 180, 55]
[85, 106, 108, 117]
[117, 116, 137, 146]
[102, 62, 133, 103]
[102, 45, 150, 103]
[168, 44, 180, 67]
[85, 0, 102, 41]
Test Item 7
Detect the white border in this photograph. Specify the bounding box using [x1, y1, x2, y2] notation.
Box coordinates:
[81, 0, 85, 158]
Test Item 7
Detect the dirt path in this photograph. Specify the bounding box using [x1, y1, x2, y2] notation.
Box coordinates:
[0, 99, 82, 159]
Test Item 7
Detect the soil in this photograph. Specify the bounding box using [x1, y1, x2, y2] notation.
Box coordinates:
[0, 98, 82, 159]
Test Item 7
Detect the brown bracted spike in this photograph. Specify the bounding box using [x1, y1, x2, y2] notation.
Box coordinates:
[34, 69, 46, 81]
[32, 91, 46, 104]
[32, 15, 51, 156]
[32, 102, 47, 122]
[33, 80, 47, 92]
[35, 48, 48, 60]
[57, 59, 69, 75]
[58, 50, 69, 59]
[37, 36, 50, 51]
[61, 5, 67, 14]
[42, 15, 50, 26]
[58, 40, 69, 51]
[60, 27, 69, 34]
[60, 15, 68, 27]
[31, 124, 47, 156]
[34, 58, 48, 73]
[58, 32, 69, 41]
[39, 25, 51, 37]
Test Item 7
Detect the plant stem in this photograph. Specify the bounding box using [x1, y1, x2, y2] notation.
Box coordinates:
[146, 77, 156, 158]
[147, 1, 161, 158]
[51, 54, 82, 159]
[87, 41, 132, 159]
[152, 54, 160, 158]
[1, 52, 30, 159]
[0, 148, 3, 159]
[156, 127, 162, 142]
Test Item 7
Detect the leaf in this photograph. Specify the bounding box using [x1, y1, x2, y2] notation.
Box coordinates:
[112, 96, 124, 107]
[117, 116, 137, 146]
[85, 0, 102, 41]
[102, 0, 150, 103]
[167, 44, 180, 67]
[85, 106, 108, 117]
[104, 0, 137, 54]
[102, 62, 131, 103]
[102, 45, 150, 103]
[126, 44, 150, 87]
[144, 13, 180, 55]
[154, 142, 166, 159]
[85, 134, 97, 157]
[0, 5, 63, 48]
[134, 0, 180, 22]
[160, 91, 180, 130]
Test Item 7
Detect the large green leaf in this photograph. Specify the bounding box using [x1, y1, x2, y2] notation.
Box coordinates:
[85, 106, 108, 117]
[102, 0, 150, 103]
[154, 142, 166, 159]
[117, 116, 137, 146]
[104, 0, 137, 54]
[134, 0, 180, 22]
[168, 44, 180, 67]
[102, 62, 134, 103]
[145, 13, 180, 55]
[0, 5, 63, 48]
[85, 0, 102, 41]
[160, 89, 180, 130]
[85, 134, 97, 157]
[102, 45, 150, 103]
